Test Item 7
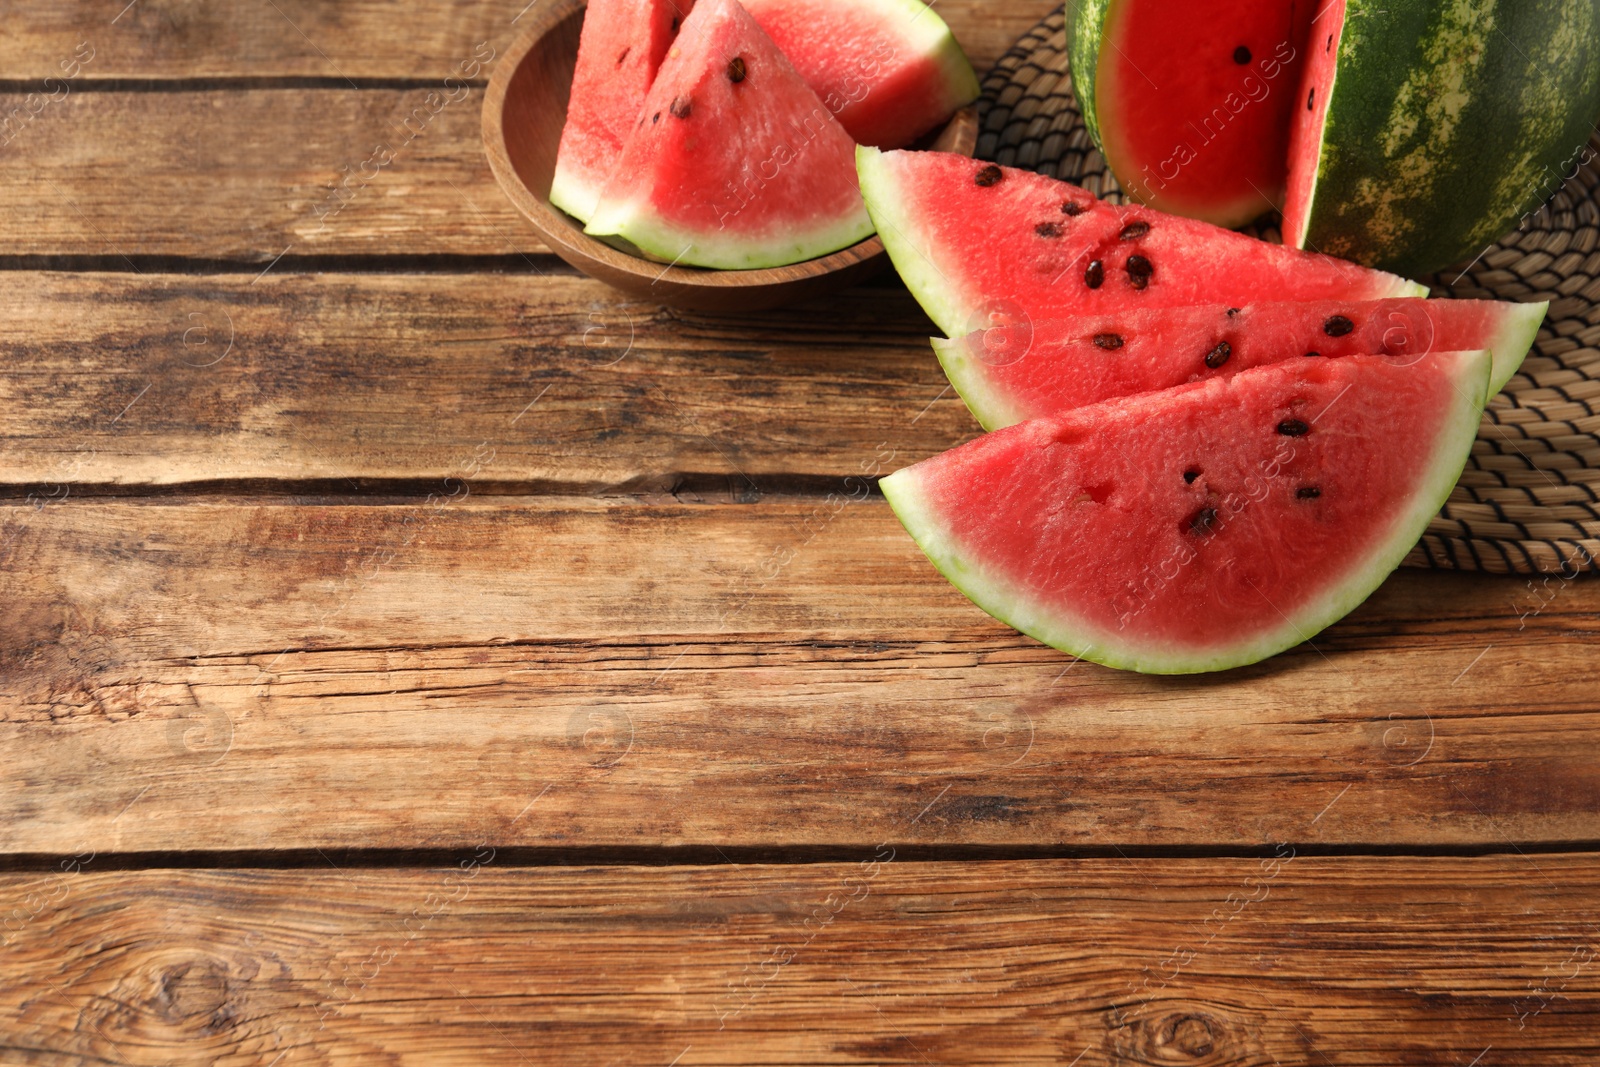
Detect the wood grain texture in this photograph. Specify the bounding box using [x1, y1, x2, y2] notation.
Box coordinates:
[0, 87, 531, 260]
[0, 0, 1049, 262]
[2, 858, 1597, 1065]
[2, 500, 1595, 855]
[0, 0, 1046, 80]
[0, 273, 969, 491]
[6, 0, 1594, 1057]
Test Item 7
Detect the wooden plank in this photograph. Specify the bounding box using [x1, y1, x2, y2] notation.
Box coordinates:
[2, 858, 1596, 1064]
[0, 88, 535, 260]
[0, 273, 965, 490]
[2, 500, 1596, 854]
[0, 0, 1046, 80]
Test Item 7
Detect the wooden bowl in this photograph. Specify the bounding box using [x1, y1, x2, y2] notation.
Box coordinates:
[481, 0, 979, 312]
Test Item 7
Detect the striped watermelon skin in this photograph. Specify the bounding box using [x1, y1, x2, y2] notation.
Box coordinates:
[1066, 0, 1114, 160]
[1286, 0, 1600, 277]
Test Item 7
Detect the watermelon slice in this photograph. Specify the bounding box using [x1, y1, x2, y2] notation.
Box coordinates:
[741, 0, 980, 148]
[551, 0, 695, 223]
[1068, 0, 1315, 227]
[935, 296, 1546, 429]
[881, 348, 1492, 674]
[584, 0, 873, 269]
[856, 147, 1425, 340]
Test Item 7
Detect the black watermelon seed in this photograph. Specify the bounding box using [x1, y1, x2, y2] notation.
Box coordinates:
[1119, 221, 1150, 240]
[1204, 341, 1232, 369]
[1326, 33, 1334, 52]
[1126, 254, 1153, 289]
[669, 95, 692, 119]
[727, 56, 747, 82]
[617, 46, 632, 67]
[1297, 486, 1322, 499]
[1062, 200, 1086, 216]
[1323, 314, 1354, 337]
[1093, 333, 1124, 350]
[1184, 469, 1201, 484]
[671, 15, 679, 31]
[1278, 419, 1311, 437]
[1233, 45, 1252, 64]
[651, 112, 661, 123]
[974, 164, 1003, 187]
[1304, 350, 1321, 358]
[1085, 259, 1105, 289]
[1308, 87, 1316, 110]
[1035, 221, 1064, 238]
[1226, 307, 1240, 318]
[1188, 507, 1219, 536]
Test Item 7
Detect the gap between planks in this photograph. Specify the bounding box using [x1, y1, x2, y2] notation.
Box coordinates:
[5, 841, 1600, 873]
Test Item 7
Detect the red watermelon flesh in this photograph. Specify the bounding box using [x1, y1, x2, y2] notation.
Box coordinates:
[856, 147, 1425, 340]
[585, 0, 872, 269]
[551, 0, 694, 222]
[741, 0, 980, 148]
[881, 348, 1491, 674]
[935, 295, 1545, 429]
[1282, 0, 1344, 251]
[1089, 0, 1315, 227]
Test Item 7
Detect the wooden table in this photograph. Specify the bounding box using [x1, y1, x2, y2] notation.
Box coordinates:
[2, 2, 1597, 1063]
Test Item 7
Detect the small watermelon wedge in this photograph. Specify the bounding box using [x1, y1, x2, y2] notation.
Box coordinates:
[882, 348, 1492, 674]
[585, 0, 873, 269]
[935, 296, 1545, 429]
[1068, 0, 1315, 226]
[857, 147, 1425, 339]
[551, 0, 695, 222]
[742, 0, 980, 148]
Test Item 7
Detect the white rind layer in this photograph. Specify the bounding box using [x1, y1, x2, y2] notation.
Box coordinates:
[584, 192, 874, 270]
[856, 145, 971, 336]
[550, 162, 603, 224]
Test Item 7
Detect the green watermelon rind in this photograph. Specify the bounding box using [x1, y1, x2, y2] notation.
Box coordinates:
[1482, 299, 1548, 394]
[930, 30, 983, 121]
[856, 145, 974, 336]
[1294, 0, 1600, 277]
[932, 298, 1546, 432]
[585, 192, 875, 270]
[862, 0, 981, 113]
[1065, 0, 1111, 159]
[884, 0, 983, 119]
[881, 348, 1493, 675]
[928, 334, 1025, 432]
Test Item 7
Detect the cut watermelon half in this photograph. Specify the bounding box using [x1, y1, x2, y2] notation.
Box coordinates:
[1069, 0, 1315, 227]
[935, 296, 1545, 429]
[742, 0, 980, 148]
[857, 147, 1425, 340]
[551, 0, 694, 223]
[1283, 0, 1600, 276]
[882, 348, 1491, 674]
[584, 0, 873, 269]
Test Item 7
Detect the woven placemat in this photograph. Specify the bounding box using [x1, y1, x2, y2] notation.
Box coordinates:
[974, 7, 1600, 576]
